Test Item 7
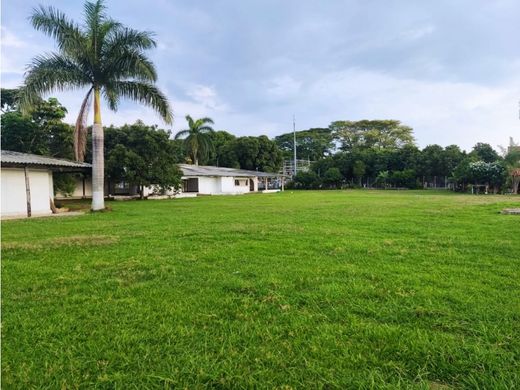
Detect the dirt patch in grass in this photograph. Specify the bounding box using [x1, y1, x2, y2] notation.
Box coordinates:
[3, 235, 119, 250]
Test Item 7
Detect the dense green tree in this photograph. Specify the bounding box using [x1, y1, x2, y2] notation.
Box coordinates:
[470, 143, 500, 163]
[105, 121, 182, 197]
[388, 144, 421, 172]
[323, 167, 343, 188]
[443, 145, 466, 174]
[331, 120, 415, 151]
[1, 96, 73, 159]
[234, 136, 283, 172]
[291, 171, 321, 189]
[1, 113, 43, 154]
[1, 88, 20, 112]
[388, 169, 419, 189]
[175, 115, 215, 165]
[206, 131, 239, 167]
[275, 128, 335, 160]
[20, 0, 172, 210]
[467, 161, 507, 192]
[352, 160, 366, 186]
[419, 145, 445, 179]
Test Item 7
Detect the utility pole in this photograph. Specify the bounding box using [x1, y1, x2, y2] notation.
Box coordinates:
[293, 114, 297, 177]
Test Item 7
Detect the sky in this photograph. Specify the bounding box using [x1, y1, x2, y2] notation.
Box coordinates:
[1, 0, 519, 151]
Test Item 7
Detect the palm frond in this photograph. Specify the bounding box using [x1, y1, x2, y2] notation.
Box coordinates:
[102, 49, 157, 82]
[108, 81, 172, 123]
[197, 126, 215, 133]
[175, 129, 191, 139]
[102, 84, 120, 111]
[199, 117, 215, 125]
[185, 115, 194, 129]
[19, 53, 92, 113]
[74, 88, 93, 161]
[104, 27, 157, 51]
[31, 5, 86, 55]
[95, 19, 123, 52]
[84, 0, 106, 33]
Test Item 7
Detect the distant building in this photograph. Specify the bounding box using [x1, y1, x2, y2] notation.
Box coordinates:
[71, 164, 285, 198]
[174, 164, 284, 196]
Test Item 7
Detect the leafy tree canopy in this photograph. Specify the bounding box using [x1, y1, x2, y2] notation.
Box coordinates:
[274, 128, 335, 161]
[469, 142, 500, 163]
[331, 119, 415, 151]
[105, 121, 182, 195]
[1, 92, 73, 159]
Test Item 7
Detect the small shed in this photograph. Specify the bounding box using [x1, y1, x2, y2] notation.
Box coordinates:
[1, 150, 91, 218]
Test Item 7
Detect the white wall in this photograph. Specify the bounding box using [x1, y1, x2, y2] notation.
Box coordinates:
[30, 170, 52, 214]
[199, 177, 221, 194]
[220, 177, 251, 194]
[176, 175, 256, 195]
[1, 168, 53, 217]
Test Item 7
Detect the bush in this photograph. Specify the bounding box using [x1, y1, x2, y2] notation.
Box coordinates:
[290, 171, 322, 189]
[53, 173, 77, 196]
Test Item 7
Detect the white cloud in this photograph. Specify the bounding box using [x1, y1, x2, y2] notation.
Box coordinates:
[265, 75, 302, 99]
[1, 27, 28, 48]
[400, 25, 436, 41]
[299, 68, 520, 150]
[1, 27, 53, 76]
[186, 84, 228, 111]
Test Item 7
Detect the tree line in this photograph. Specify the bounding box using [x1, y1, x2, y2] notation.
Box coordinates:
[276, 121, 519, 193]
[1, 91, 283, 196]
[2, 91, 519, 195]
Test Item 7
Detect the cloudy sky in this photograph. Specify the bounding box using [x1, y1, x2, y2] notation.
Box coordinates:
[2, 0, 519, 150]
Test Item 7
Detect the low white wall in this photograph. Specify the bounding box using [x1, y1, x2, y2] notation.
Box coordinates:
[1, 168, 53, 217]
[142, 185, 177, 197]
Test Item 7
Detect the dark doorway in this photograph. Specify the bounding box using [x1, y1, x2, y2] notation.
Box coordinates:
[183, 178, 199, 193]
[249, 178, 255, 191]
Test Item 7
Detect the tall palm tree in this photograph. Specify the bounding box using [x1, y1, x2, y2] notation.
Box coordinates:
[19, 0, 172, 210]
[175, 115, 214, 165]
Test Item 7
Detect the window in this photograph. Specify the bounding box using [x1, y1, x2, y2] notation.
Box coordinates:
[235, 179, 248, 186]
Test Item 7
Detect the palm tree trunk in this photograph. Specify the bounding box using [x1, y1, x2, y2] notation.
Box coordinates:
[91, 88, 105, 211]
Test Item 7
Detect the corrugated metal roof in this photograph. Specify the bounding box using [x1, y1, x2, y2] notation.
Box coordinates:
[1, 150, 92, 168]
[178, 164, 283, 177]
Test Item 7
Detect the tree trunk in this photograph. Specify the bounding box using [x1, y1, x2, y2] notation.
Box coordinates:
[91, 88, 105, 211]
[514, 177, 519, 194]
[24, 166, 31, 217]
[194, 145, 199, 166]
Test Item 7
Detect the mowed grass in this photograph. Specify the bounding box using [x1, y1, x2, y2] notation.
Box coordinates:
[2, 190, 520, 389]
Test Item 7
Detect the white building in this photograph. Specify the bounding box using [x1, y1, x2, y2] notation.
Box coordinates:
[174, 164, 284, 196]
[45, 161, 284, 201]
[1, 151, 91, 218]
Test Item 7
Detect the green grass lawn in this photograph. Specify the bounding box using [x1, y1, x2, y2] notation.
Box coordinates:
[2, 190, 520, 388]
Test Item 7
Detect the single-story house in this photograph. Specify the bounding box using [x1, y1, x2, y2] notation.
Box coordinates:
[1, 150, 91, 218]
[102, 164, 285, 198]
[174, 164, 284, 196]
[54, 163, 284, 200]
